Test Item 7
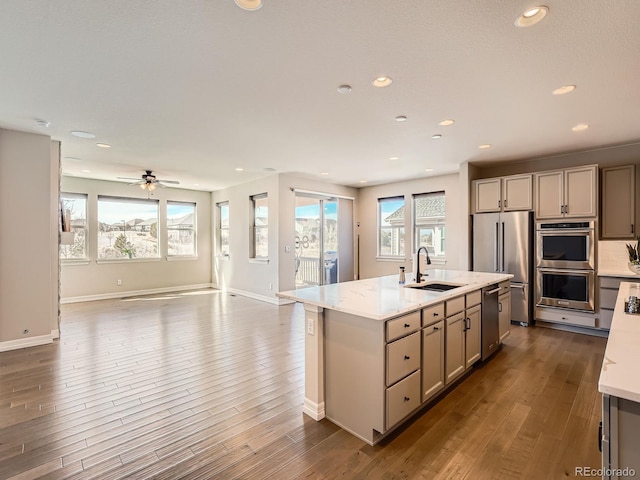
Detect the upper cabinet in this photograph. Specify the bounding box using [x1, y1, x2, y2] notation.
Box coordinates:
[473, 174, 533, 213]
[601, 165, 636, 239]
[535, 165, 597, 219]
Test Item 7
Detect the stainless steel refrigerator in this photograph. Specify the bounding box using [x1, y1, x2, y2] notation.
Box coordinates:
[472, 211, 534, 326]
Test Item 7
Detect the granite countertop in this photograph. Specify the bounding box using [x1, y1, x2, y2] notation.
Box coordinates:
[277, 269, 512, 321]
[598, 281, 640, 402]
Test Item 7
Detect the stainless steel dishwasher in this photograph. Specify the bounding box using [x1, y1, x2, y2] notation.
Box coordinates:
[481, 284, 501, 360]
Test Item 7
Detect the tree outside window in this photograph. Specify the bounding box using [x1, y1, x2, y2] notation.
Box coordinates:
[60, 193, 88, 260]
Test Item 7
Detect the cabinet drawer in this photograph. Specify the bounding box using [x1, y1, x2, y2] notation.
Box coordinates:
[422, 303, 445, 326]
[535, 307, 596, 328]
[386, 311, 421, 342]
[386, 332, 420, 386]
[466, 290, 481, 308]
[446, 296, 465, 316]
[599, 288, 619, 310]
[386, 370, 421, 429]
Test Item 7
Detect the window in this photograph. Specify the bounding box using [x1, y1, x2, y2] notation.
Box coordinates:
[60, 193, 88, 260]
[97, 196, 159, 259]
[251, 194, 268, 258]
[413, 192, 446, 260]
[167, 201, 196, 256]
[378, 196, 405, 257]
[217, 202, 229, 256]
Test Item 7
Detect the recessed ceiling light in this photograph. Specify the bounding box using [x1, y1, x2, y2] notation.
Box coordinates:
[63, 156, 81, 162]
[373, 76, 392, 88]
[36, 119, 51, 128]
[432, 134, 442, 139]
[572, 123, 590, 131]
[70, 130, 96, 139]
[438, 119, 455, 126]
[478, 144, 492, 149]
[552, 85, 576, 95]
[96, 143, 111, 148]
[515, 6, 548, 27]
[395, 115, 407, 122]
[320, 172, 329, 176]
[235, 167, 244, 171]
[194, 183, 200, 186]
[388, 156, 400, 161]
[234, 0, 262, 11]
[337, 84, 352, 94]
[359, 180, 367, 184]
[264, 167, 276, 172]
[425, 168, 434, 172]
[81, 169, 91, 173]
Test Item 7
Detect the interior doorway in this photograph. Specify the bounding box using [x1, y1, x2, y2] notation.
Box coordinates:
[294, 193, 353, 287]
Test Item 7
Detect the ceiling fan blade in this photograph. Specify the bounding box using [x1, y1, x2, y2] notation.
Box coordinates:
[127, 181, 145, 185]
[117, 176, 144, 181]
[156, 179, 180, 184]
[155, 182, 167, 188]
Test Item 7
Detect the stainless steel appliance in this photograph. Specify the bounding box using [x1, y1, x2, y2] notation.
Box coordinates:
[472, 211, 534, 325]
[536, 220, 595, 270]
[536, 268, 595, 311]
[481, 284, 500, 360]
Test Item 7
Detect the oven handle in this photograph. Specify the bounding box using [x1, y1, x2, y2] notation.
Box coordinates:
[537, 229, 593, 235]
[537, 267, 594, 275]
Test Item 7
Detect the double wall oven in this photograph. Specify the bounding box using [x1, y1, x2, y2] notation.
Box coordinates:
[536, 220, 596, 312]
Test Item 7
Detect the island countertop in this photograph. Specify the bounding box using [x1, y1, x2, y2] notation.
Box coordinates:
[599, 281, 640, 402]
[277, 269, 513, 321]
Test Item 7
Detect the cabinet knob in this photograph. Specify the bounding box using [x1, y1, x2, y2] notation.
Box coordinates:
[404, 323, 410, 328]
[404, 396, 410, 402]
[433, 326, 440, 331]
[433, 312, 439, 317]
[404, 355, 410, 360]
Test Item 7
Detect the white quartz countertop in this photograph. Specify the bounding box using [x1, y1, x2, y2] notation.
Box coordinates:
[598, 281, 640, 402]
[277, 269, 512, 321]
[597, 269, 640, 279]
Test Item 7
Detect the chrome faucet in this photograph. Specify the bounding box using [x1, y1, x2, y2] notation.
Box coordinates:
[415, 246, 432, 282]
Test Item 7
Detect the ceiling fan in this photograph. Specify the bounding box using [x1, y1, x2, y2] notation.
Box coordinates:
[117, 170, 180, 191]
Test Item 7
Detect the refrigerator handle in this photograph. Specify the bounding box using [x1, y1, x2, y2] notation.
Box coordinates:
[501, 222, 505, 272]
[495, 222, 499, 272]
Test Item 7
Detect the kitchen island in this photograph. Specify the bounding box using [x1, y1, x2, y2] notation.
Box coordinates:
[278, 269, 512, 445]
[599, 281, 640, 477]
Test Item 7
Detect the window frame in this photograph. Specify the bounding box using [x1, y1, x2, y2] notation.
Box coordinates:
[166, 201, 197, 258]
[377, 196, 406, 260]
[217, 201, 230, 257]
[412, 191, 446, 263]
[250, 193, 269, 260]
[59, 192, 89, 262]
[96, 195, 160, 261]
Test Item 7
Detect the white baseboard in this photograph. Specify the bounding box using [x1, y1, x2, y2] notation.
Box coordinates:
[61, 283, 216, 304]
[0, 331, 57, 352]
[223, 287, 295, 306]
[302, 398, 326, 421]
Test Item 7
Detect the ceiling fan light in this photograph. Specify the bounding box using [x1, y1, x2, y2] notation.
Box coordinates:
[148, 183, 156, 191]
[140, 183, 146, 190]
[234, 0, 263, 11]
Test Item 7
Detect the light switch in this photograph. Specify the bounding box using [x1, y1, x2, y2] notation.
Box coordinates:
[285, 245, 291, 253]
[307, 318, 314, 335]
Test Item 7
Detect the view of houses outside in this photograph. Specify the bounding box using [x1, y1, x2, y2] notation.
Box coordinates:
[167, 202, 196, 256]
[60, 194, 87, 260]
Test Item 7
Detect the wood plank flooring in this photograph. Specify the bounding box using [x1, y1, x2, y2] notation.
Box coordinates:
[0, 289, 607, 479]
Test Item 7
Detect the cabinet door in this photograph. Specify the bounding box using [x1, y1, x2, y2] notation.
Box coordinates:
[422, 320, 445, 402]
[535, 170, 564, 219]
[565, 165, 597, 218]
[502, 174, 533, 211]
[602, 165, 635, 239]
[473, 178, 502, 213]
[498, 292, 511, 343]
[465, 305, 481, 368]
[445, 312, 465, 384]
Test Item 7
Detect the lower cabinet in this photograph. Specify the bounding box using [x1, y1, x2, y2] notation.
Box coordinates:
[422, 319, 445, 402]
[498, 291, 511, 342]
[465, 304, 481, 368]
[445, 311, 466, 385]
[386, 371, 421, 428]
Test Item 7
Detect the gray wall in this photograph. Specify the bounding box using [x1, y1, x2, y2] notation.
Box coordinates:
[0, 128, 59, 348]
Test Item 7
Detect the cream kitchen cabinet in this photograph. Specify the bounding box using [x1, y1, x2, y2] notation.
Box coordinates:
[535, 165, 597, 219]
[421, 318, 445, 402]
[473, 174, 533, 213]
[445, 292, 482, 385]
[601, 165, 635, 239]
[465, 304, 482, 368]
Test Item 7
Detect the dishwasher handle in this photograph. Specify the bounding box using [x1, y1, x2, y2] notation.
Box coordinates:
[484, 287, 501, 295]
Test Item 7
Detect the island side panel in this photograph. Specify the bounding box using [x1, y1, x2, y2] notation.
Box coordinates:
[303, 304, 325, 420]
[324, 309, 385, 445]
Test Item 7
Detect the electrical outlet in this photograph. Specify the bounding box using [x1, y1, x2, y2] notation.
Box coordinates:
[307, 318, 314, 336]
[117, 279, 122, 286]
[269, 283, 273, 290]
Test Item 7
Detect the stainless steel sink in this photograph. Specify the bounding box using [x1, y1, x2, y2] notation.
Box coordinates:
[404, 282, 466, 292]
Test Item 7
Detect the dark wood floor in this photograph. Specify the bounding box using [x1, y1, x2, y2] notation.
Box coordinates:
[0, 289, 607, 479]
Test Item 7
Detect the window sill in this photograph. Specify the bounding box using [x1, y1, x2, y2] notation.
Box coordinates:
[376, 256, 407, 262]
[61, 259, 90, 266]
[249, 258, 269, 264]
[96, 257, 162, 265]
[166, 255, 198, 261]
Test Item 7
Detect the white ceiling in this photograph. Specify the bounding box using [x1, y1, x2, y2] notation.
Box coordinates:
[1, 1, 639, 191]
